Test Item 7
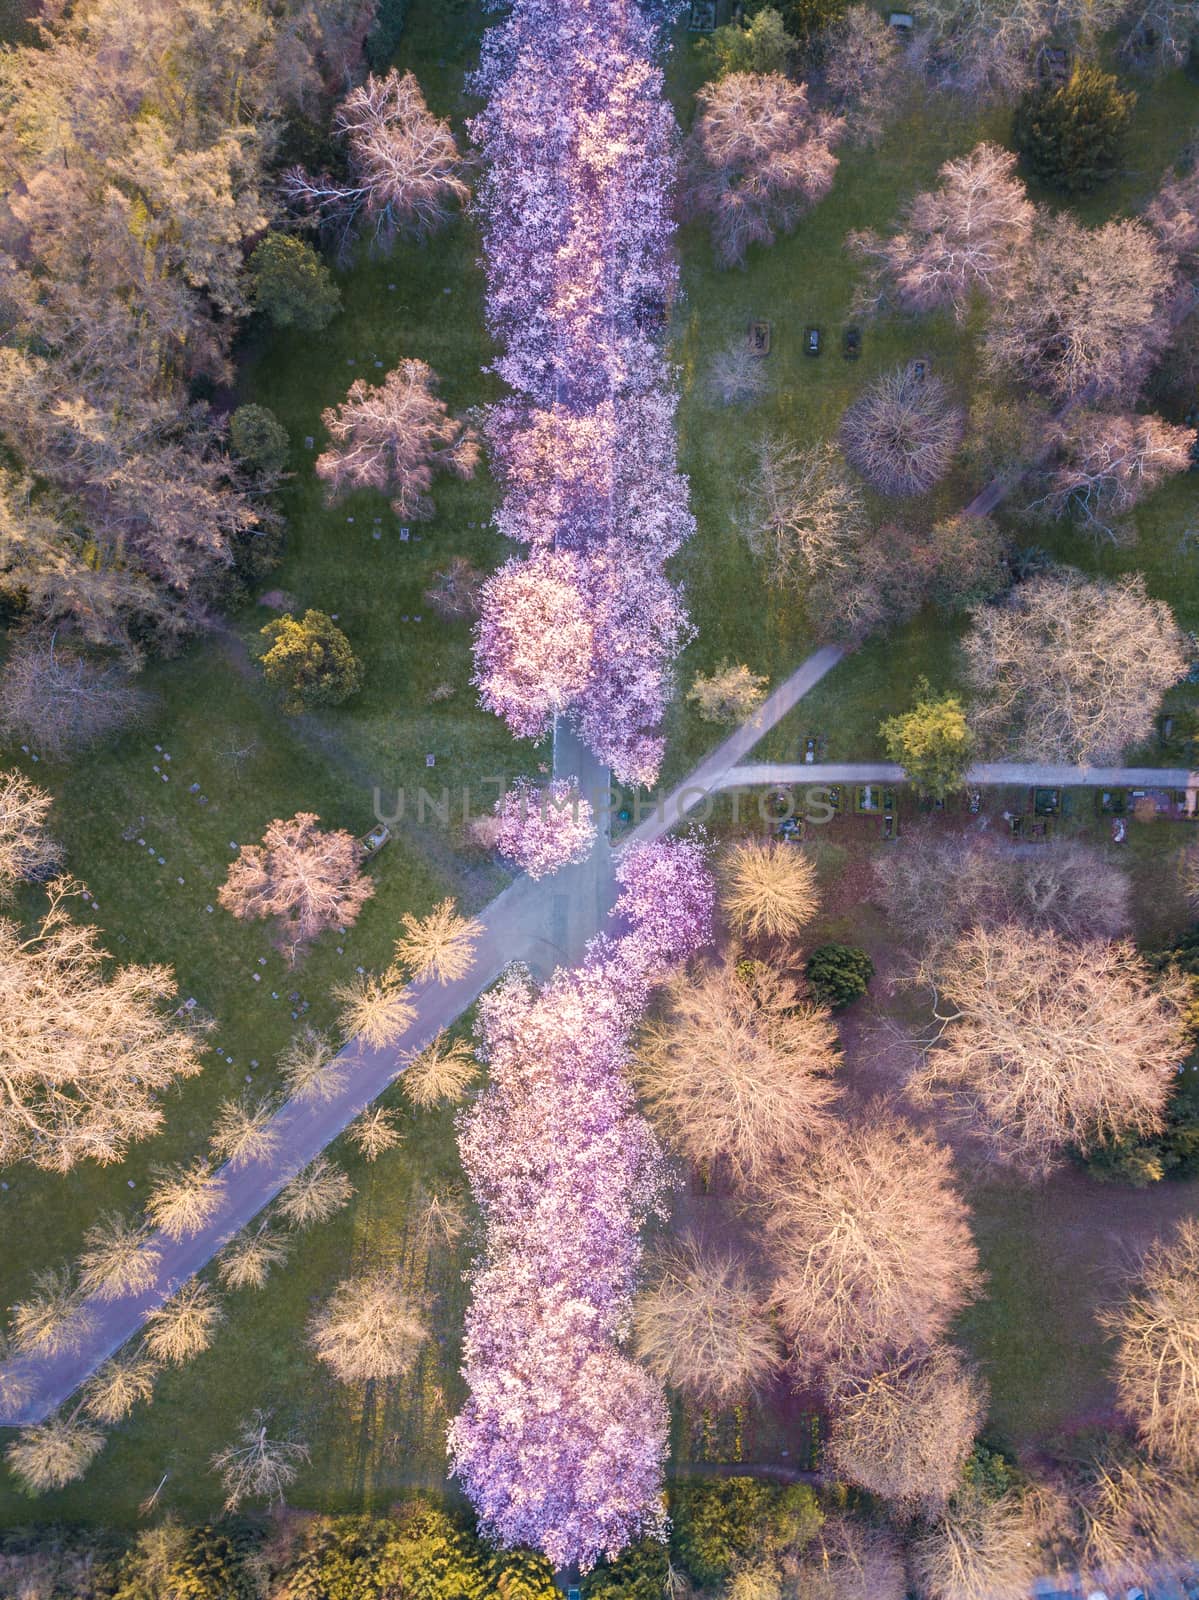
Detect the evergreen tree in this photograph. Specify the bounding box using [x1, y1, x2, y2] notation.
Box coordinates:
[880, 679, 974, 799]
[806, 944, 874, 1009]
[259, 610, 363, 714]
[1014, 67, 1136, 193]
[249, 234, 342, 332]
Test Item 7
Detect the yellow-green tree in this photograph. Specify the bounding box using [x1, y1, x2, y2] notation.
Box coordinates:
[881, 679, 973, 800]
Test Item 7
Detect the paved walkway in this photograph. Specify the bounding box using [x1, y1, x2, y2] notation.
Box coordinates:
[6, 646, 848, 1425]
[720, 760, 1199, 790]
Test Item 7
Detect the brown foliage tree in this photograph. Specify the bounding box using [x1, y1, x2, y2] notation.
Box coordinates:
[402, 1030, 479, 1109]
[308, 1271, 428, 1383]
[840, 368, 964, 497]
[393, 898, 482, 985]
[1105, 1217, 1199, 1468]
[276, 1156, 354, 1231]
[963, 569, 1187, 764]
[910, 1487, 1042, 1600]
[687, 661, 770, 725]
[315, 359, 479, 521]
[1025, 409, 1193, 546]
[279, 1027, 345, 1104]
[144, 1159, 226, 1241]
[348, 1106, 404, 1161]
[874, 830, 1132, 960]
[0, 634, 151, 762]
[10, 1268, 92, 1359]
[636, 961, 841, 1188]
[633, 1237, 782, 1406]
[334, 970, 416, 1049]
[917, 926, 1190, 1175]
[0, 880, 202, 1172]
[77, 1213, 161, 1302]
[142, 1280, 223, 1365]
[83, 1353, 158, 1425]
[219, 813, 374, 965]
[283, 69, 469, 255]
[683, 73, 842, 268]
[719, 838, 821, 942]
[850, 144, 1034, 320]
[424, 557, 484, 622]
[5, 1413, 104, 1494]
[767, 1117, 981, 1377]
[210, 1095, 280, 1170]
[218, 1226, 289, 1293]
[0, 770, 62, 893]
[787, 1514, 907, 1600]
[824, 1345, 987, 1513]
[984, 216, 1174, 404]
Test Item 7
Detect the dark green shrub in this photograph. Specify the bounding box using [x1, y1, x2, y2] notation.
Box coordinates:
[1014, 67, 1136, 192]
[582, 1539, 670, 1600]
[249, 234, 341, 332]
[805, 944, 874, 1009]
[229, 404, 289, 476]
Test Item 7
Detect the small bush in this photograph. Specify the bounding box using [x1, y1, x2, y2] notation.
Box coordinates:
[229, 405, 289, 477]
[259, 610, 363, 714]
[806, 943, 874, 1008]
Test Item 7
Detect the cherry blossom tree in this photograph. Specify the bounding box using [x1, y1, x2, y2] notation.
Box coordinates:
[466, 0, 694, 788]
[219, 813, 373, 964]
[316, 359, 479, 522]
[283, 69, 469, 255]
[449, 837, 714, 1568]
[491, 778, 597, 879]
[684, 73, 843, 269]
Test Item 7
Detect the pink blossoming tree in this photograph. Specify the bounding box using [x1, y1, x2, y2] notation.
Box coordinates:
[448, 836, 714, 1568]
[492, 778, 597, 879]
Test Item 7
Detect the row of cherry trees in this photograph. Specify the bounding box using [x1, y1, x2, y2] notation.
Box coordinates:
[469, 0, 693, 787]
[448, 837, 714, 1568]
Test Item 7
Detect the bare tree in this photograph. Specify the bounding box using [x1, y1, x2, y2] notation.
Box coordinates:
[218, 1226, 289, 1293]
[334, 971, 415, 1049]
[279, 1026, 345, 1104]
[142, 1281, 223, 1365]
[283, 69, 469, 255]
[402, 1030, 478, 1109]
[393, 898, 482, 985]
[709, 340, 770, 406]
[145, 1159, 226, 1241]
[347, 1106, 403, 1161]
[633, 1236, 781, 1405]
[10, 1268, 92, 1358]
[687, 661, 769, 725]
[738, 436, 867, 592]
[0, 633, 151, 761]
[841, 369, 964, 496]
[210, 1410, 309, 1511]
[414, 1188, 469, 1251]
[424, 556, 484, 622]
[77, 1213, 162, 1301]
[1104, 1218, 1199, 1468]
[0, 1334, 35, 1421]
[767, 1117, 981, 1377]
[825, 1346, 987, 1513]
[874, 830, 1132, 961]
[0, 770, 62, 893]
[819, 6, 905, 147]
[984, 216, 1174, 405]
[719, 838, 821, 942]
[219, 813, 374, 965]
[1147, 159, 1199, 274]
[910, 1486, 1042, 1600]
[788, 1515, 907, 1600]
[917, 0, 1125, 99]
[0, 879, 203, 1172]
[850, 144, 1034, 320]
[1025, 409, 1193, 545]
[916, 926, 1190, 1175]
[963, 569, 1188, 764]
[83, 1353, 158, 1424]
[5, 1413, 105, 1494]
[276, 1156, 354, 1230]
[308, 1271, 428, 1383]
[1119, 0, 1197, 74]
[210, 1095, 280, 1169]
[1050, 1446, 1199, 1590]
[315, 359, 479, 521]
[683, 73, 843, 268]
[636, 961, 841, 1188]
